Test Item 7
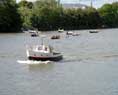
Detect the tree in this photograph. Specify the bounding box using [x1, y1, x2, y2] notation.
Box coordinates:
[98, 3, 118, 27]
[18, 0, 33, 9]
[84, 7, 102, 29]
[111, 2, 118, 27]
[18, 0, 33, 29]
[0, 0, 22, 32]
[31, 0, 63, 31]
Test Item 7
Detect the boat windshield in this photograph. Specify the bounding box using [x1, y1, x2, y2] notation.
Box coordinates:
[35, 45, 52, 53]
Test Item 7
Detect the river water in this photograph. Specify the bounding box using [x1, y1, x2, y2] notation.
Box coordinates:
[0, 28, 118, 95]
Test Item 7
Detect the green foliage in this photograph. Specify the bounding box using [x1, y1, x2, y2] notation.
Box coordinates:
[50, 7, 102, 30]
[31, 0, 63, 30]
[111, 2, 118, 27]
[18, 0, 33, 29]
[18, 0, 33, 9]
[98, 2, 118, 27]
[0, 0, 22, 32]
[30, 0, 103, 30]
[0, 0, 118, 32]
[83, 7, 102, 28]
[30, 0, 103, 31]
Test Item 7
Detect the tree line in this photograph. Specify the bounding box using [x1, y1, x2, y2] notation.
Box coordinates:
[0, 0, 118, 32]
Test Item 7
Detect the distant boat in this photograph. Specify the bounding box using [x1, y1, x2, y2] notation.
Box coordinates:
[51, 35, 60, 39]
[28, 30, 36, 33]
[58, 29, 64, 33]
[66, 31, 73, 35]
[31, 33, 39, 37]
[28, 30, 39, 37]
[72, 33, 80, 36]
[89, 30, 99, 33]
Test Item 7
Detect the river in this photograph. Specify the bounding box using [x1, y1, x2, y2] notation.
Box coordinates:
[0, 28, 118, 95]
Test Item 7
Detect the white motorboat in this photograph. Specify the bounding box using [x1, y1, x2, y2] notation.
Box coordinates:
[89, 30, 99, 33]
[28, 30, 39, 37]
[58, 29, 64, 33]
[66, 31, 74, 35]
[26, 44, 63, 61]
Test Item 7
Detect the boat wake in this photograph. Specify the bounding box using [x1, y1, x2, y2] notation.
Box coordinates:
[17, 60, 53, 65]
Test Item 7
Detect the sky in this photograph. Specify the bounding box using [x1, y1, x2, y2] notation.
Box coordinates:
[16, 0, 118, 8]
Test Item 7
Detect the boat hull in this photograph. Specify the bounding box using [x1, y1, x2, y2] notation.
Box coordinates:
[28, 55, 63, 61]
[89, 31, 98, 33]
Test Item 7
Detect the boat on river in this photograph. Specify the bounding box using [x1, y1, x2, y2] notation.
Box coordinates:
[51, 35, 60, 39]
[26, 44, 63, 61]
[72, 33, 80, 36]
[26, 35, 63, 61]
[58, 29, 64, 33]
[66, 31, 74, 35]
[28, 30, 39, 37]
[89, 30, 99, 33]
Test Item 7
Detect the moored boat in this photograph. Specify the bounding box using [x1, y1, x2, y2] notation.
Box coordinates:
[58, 29, 64, 33]
[89, 30, 99, 33]
[66, 31, 74, 35]
[51, 35, 60, 39]
[31, 33, 39, 37]
[28, 30, 39, 37]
